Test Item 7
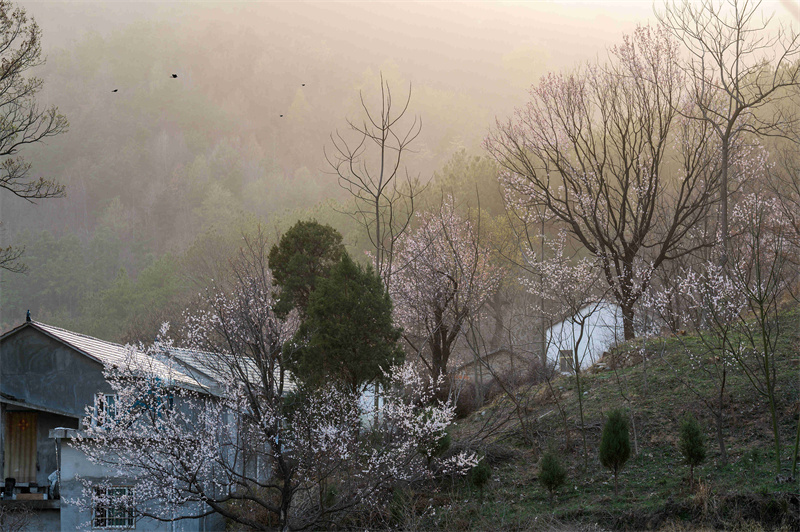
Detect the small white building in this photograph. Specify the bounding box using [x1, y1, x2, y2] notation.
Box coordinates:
[545, 301, 624, 373]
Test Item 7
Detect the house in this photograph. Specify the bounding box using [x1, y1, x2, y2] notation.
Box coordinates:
[0, 319, 227, 531]
[451, 301, 624, 388]
[544, 301, 624, 373]
[453, 347, 533, 389]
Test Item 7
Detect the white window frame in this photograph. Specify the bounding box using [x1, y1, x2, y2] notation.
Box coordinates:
[559, 349, 574, 373]
[93, 393, 118, 428]
[92, 486, 135, 529]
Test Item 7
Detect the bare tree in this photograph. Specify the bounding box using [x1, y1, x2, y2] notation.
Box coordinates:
[326, 73, 422, 289]
[767, 145, 800, 254]
[649, 264, 741, 466]
[0, 1, 68, 273]
[658, 0, 800, 265]
[487, 26, 721, 340]
[767, 146, 800, 476]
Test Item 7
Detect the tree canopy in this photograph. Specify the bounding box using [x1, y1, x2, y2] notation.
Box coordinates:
[268, 220, 346, 316]
[288, 252, 403, 393]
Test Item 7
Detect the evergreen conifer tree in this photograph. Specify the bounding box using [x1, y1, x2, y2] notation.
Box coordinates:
[468, 459, 491, 504]
[539, 450, 566, 506]
[288, 253, 403, 393]
[679, 413, 706, 489]
[599, 409, 631, 496]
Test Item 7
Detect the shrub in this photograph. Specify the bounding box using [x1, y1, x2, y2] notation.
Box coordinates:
[679, 413, 706, 489]
[468, 458, 491, 504]
[539, 450, 567, 505]
[599, 409, 631, 496]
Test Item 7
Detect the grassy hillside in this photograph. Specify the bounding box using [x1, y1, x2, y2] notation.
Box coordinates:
[397, 306, 800, 531]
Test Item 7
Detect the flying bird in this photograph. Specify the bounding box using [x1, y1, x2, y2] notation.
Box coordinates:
[112, 89, 118, 92]
[171, 74, 178, 78]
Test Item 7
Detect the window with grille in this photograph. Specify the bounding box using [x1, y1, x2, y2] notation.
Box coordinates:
[93, 394, 118, 427]
[93, 486, 134, 529]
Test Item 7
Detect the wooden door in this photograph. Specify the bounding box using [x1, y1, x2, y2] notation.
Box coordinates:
[4, 411, 37, 483]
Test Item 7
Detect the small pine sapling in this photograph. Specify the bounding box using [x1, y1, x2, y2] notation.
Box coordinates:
[538, 450, 567, 506]
[679, 414, 706, 489]
[599, 409, 631, 496]
[468, 458, 491, 504]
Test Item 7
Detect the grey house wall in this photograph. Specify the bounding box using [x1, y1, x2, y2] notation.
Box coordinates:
[1, 326, 112, 488]
[2, 325, 229, 531]
[1, 326, 113, 417]
[59, 441, 226, 531]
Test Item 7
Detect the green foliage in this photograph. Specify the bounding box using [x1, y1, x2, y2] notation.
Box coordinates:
[599, 409, 631, 495]
[288, 253, 403, 393]
[322, 484, 337, 509]
[468, 458, 491, 503]
[268, 220, 345, 316]
[431, 150, 505, 216]
[539, 450, 567, 504]
[679, 413, 706, 487]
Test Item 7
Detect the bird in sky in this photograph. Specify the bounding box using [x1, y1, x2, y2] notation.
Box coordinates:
[171, 74, 178, 78]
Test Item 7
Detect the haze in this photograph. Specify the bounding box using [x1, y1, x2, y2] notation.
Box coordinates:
[0, 0, 795, 337]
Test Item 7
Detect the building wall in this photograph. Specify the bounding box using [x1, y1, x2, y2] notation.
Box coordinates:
[35, 412, 78, 488]
[0, 327, 113, 418]
[1, 327, 106, 489]
[59, 442, 225, 531]
[545, 302, 623, 371]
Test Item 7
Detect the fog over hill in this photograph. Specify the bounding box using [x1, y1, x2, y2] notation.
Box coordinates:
[1, 0, 795, 336]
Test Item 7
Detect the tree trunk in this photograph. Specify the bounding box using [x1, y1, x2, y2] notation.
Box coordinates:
[488, 291, 505, 351]
[715, 413, 728, 467]
[720, 139, 729, 268]
[621, 302, 636, 341]
[574, 364, 588, 468]
[792, 411, 799, 476]
[716, 371, 728, 465]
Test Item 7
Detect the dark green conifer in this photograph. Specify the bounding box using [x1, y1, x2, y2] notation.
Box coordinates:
[599, 409, 631, 496]
[288, 253, 403, 393]
[679, 413, 706, 489]
[268, 220, 345, 316]
[538, 450, 567, 506]
[468, 459, 491, 504]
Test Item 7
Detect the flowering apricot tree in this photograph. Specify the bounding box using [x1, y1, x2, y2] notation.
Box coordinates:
[70, 232, 477, 531]
[487, 25, 723, 340]
[390, 199, 500, 380]
[650, 190, 798, 473]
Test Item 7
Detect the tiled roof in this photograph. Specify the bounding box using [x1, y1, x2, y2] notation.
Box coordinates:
[0, 321, 297, 394]
[1, 321, 294, 395]
[21, 322, 210, 393]
[166, 347, 296, 394]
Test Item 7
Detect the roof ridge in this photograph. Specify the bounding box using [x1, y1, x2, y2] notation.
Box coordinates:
[35, 321, 131, 349]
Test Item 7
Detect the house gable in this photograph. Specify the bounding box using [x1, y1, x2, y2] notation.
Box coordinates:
[0, 324, 112, 419]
